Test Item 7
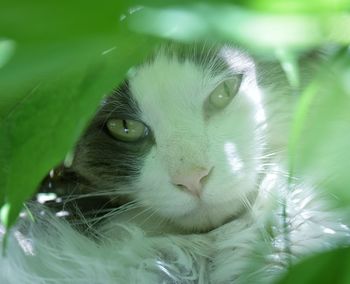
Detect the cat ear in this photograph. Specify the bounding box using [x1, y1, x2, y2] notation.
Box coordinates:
[208, 74, 243, 109]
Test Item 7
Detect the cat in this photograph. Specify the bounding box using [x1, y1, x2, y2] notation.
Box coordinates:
[1, 43, 349, 284]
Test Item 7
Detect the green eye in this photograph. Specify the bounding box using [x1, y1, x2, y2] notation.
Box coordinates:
[106, 119, 148, 142]
[209, 75, 242, 109]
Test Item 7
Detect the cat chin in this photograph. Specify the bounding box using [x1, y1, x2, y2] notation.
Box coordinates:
[166, 200, 248, 232]
[136, 186, 257, 232]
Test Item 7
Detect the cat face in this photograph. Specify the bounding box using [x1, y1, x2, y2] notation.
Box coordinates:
[73, 45, 271, 232]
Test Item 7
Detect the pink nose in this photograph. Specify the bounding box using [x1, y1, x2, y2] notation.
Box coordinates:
[171, 167, 212, 197]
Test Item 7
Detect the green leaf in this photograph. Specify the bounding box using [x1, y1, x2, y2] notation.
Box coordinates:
[290, 50, 350, 206]
[288, 80, 319, 178]
[242, 0, 350, 13]
[0, 1, 158, 228]
[126, 4, 350, 52]
[275, 48, 300, 90]
[0, 38, 15, 69]
[277, 247, 350, 284]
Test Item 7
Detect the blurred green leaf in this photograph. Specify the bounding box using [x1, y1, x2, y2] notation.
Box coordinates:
[126, 4, 350, 52]
[0, 39, 15, 69]
[277, 247, 350, 284]
[0, 1, 157, 228]
[290, 49, 350, 206]
[242, 0, 350, 13]
[0, 39, 155, 227]
[288, 80, 319, 178]
[275, 48, 300, 89]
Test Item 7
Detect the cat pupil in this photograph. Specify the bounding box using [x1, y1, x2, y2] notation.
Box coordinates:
[223, 83, 230, 97]
[122, 120, 129, 134]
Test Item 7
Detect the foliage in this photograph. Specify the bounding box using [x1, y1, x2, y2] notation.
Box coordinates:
[0, 1, 158, 227]
[0, 0, 349, 283]
[276, 247, 350, 284]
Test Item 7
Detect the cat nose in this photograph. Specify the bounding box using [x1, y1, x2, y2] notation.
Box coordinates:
[171, 167, 212, 197]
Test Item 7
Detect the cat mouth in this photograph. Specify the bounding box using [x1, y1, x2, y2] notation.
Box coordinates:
[172, 202, 237, 231]
[176, 208, 241, 233]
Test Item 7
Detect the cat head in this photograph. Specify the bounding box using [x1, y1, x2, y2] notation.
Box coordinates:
[72, 44, 278, 232]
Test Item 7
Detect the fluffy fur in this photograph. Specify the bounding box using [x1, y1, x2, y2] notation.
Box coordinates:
[1, 44, 349, 283]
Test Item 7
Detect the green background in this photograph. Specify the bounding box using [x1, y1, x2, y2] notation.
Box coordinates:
[1, 1, 350, 283]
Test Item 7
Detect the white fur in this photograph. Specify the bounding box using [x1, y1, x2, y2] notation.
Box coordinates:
[1, 46, 349, 283]
[1, 175, 349, 283]
[128, 48, 265, 231]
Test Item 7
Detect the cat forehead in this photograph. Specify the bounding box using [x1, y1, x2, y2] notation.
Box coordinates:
[127, 45, 254, 114]
[130, 54, 217, 105]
